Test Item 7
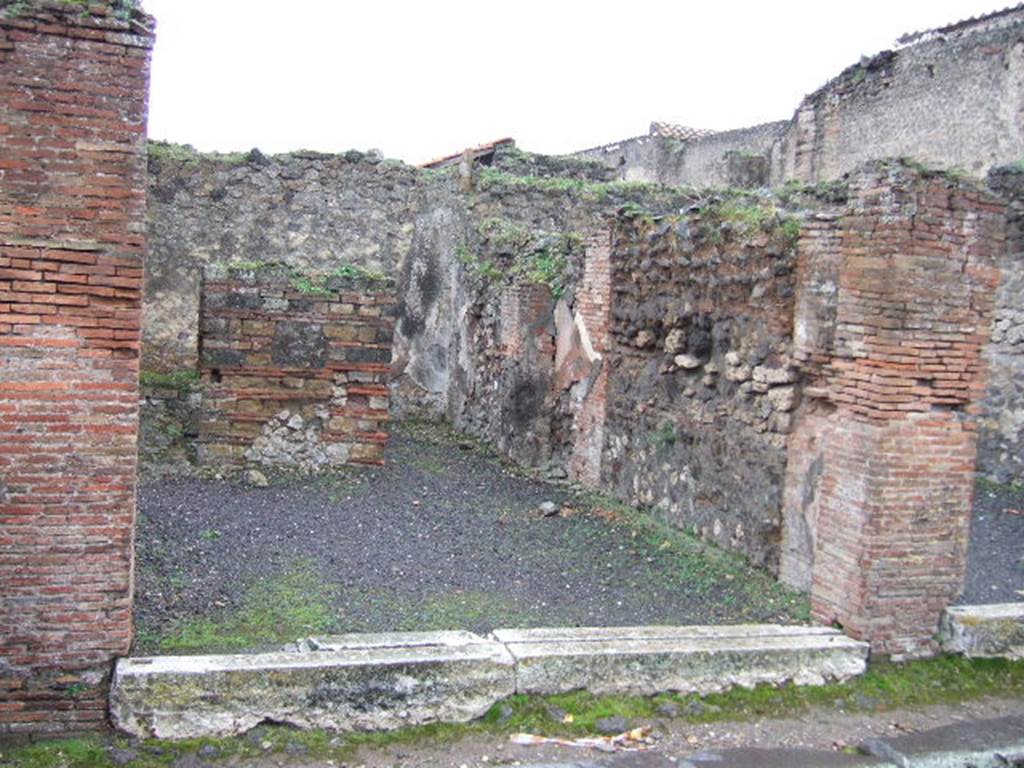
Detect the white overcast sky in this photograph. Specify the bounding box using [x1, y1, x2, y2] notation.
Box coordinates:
[141, 1, 1005, 165]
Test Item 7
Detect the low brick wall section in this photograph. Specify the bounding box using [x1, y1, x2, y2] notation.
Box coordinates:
[0, 1, 153, 733]
[197, 266, 396, 470]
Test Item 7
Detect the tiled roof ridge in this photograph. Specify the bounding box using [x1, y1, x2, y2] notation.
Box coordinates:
[897, 3, 1024, 46]
[649, 121, 718, 141]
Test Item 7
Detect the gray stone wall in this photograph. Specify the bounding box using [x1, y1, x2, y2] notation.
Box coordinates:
[145, 146, 425, 372]
[777, 12, 1024, 184]
[981, 166, 1024, 484]
[144, 146, 695, 435]
[574, 7, 1024, 190]
[574, 123, 787, 189]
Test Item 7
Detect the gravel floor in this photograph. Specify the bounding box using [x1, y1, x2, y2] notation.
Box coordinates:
[133, 423, 1023, 654]
[963, 480, 1024, 604]
[134, 423, 807, 653]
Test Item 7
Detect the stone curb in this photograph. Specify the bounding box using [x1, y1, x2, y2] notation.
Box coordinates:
[110, 625, 868, 740]
[518, 715, 1024, 768]
[938, 603, 1024, 660]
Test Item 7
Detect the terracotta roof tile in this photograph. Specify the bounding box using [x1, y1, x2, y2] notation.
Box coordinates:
[420, 138, 516, 169]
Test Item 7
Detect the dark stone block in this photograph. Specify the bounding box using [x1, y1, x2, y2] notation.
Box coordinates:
[224, 292, 263, 310]
[272, 322, 327, 368]
[201, 348, 245, 367]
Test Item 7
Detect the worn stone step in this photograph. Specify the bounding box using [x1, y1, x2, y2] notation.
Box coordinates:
[110, 631, 516, 739]
[938, 603, 1024, 659]
[492, 625, 868, 696]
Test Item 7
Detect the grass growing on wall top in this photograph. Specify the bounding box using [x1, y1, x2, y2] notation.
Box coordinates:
[147, 140, 249, 165]
[459, 217, 580, 299]
[139, 369, 201, 391]
[217, 259, 392, 294]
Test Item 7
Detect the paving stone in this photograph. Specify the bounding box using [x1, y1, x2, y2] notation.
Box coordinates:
[858, 715, 1024, 768]
[493, 625, 867, 696]
[681, 748, 890, 768]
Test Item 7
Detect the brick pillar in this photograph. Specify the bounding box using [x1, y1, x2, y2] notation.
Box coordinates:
[781, 163, 1005, 657]
[0, 2, 153, 732]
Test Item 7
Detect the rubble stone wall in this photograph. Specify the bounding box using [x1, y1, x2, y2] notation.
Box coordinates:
[0, 1, 153, 733]
[601, 205, 803, 568]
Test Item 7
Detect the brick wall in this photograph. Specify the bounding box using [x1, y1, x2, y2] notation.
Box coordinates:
[0, 1, 153, 733]
[197, 266, 396, 470]
[781, 162, 1005, 656]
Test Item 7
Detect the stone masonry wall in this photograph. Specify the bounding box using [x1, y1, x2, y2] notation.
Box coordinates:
[575, 122, 789, 190]
[575, 8, 1024, 191]
[602, 204, 802, 569]
[145, 147, 420, 373]
[777, 9, 1024, 185]
[197, 266, 395, 470]
[781, 162, 1005, 656]
[0, 1, 152, 733]
[980, 166, 1024, 484]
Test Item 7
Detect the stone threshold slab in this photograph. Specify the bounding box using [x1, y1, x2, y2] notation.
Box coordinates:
[111, 631, 516, 739]
[492, 625, 869, 696]
[938, 602, 1024, 659]
[111, 625, 869, 740]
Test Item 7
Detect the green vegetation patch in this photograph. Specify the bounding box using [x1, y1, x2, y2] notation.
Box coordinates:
[218, 259, 392, 295]
[475, 167, 675, 203]
[7, 656, 1024, 768]
[147, 141, 248, 166]
[134, 560, 338, 655]
[573, 489, 809, 617]
[139, 369, 200, 392]
[458, 217, 580, 299]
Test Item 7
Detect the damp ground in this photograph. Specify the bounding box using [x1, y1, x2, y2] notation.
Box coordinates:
[133, 421, 809, 655]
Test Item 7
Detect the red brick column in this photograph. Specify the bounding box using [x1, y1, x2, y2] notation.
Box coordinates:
[0, 2, 153, 732]
[781, 163, 1005, 657]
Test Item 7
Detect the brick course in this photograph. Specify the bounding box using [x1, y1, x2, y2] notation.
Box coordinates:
[0, 1, 153, 732]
